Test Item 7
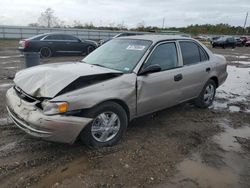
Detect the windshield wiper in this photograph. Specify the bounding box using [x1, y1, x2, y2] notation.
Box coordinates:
[91, 64, 107, 68]
[81, 62, 123, 72]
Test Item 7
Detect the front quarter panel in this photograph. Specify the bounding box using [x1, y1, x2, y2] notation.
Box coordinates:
[52, 74, 137, 120]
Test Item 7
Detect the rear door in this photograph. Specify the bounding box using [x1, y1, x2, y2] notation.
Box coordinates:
[137, 41, 183, 116]
[177, 40, 211, 102]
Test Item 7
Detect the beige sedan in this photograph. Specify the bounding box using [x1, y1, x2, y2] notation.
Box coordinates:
[6, 35, 227, 147]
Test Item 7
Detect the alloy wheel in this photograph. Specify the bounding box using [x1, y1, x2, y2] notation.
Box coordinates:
[91, 112, 120, 142]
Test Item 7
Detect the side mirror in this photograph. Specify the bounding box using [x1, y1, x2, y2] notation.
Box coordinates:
[139, 64, 161, 75]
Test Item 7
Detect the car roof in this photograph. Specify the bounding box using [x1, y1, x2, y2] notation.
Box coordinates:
[44, 33, 75, 36]
[118, 34, 192, 43]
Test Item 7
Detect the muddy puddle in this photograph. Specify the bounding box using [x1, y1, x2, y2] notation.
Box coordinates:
[1, 60, 21, 65]
[212, 65, 250, 113]
[0, 55, 23, 59]
[158, 118, 250, 188]
[176, 153, 239, 188]
[215, 119, 250, 152]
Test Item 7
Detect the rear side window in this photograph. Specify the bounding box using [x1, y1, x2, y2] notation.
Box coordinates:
[44, 35, 64, 40]
[145, 42, 178, 71]
[199, 47, 208, 62]
[227, 37, 234, 42]
[63, 35, 79, 41]
[180, 41, 208, 65]
[29, 34, 46, 40]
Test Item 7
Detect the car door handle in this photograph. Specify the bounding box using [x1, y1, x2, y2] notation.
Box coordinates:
[174, 74, 183, 82]
[206, 67, 211, 72]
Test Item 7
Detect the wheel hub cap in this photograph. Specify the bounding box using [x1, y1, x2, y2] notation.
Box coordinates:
[204, 84, 215, 105]
[91, 112, 120, 142]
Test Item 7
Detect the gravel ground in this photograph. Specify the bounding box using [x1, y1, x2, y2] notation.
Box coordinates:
[0, 41, 250, 188]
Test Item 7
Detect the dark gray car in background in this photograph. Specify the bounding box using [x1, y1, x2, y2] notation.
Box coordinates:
[18, 33, 98, 58]
[212, 36, 236, 48]
[99, 32, 144, 45]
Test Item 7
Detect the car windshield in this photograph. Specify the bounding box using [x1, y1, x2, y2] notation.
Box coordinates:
[82, 39, 152, 73]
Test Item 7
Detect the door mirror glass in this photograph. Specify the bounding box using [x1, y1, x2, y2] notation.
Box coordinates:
[139, 64, 161, 75]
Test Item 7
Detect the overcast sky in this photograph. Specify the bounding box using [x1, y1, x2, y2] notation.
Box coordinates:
[0, 0, 249, 28]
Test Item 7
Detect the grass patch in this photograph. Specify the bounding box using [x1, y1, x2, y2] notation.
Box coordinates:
[0, 39, 19, 48]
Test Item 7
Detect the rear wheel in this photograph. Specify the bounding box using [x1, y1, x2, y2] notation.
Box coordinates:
[80, 102, 128, 148]
[40, 47, 52, 58]
[195, 79, 216, 108]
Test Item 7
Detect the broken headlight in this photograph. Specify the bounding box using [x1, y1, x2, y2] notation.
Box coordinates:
[42, 101, 69, 115]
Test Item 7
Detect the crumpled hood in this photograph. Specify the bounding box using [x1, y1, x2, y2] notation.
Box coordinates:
[14, 62, 121, 98]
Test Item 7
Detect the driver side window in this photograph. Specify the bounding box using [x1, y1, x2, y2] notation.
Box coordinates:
[144, 42, 178, 71]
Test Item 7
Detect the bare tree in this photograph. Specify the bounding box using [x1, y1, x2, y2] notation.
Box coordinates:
[84, 22, 95, 29]
[73, 20, 83, 28]
[28, 23, 39, 27]
[136, 21, 145, 31]
[38, 8, 63, 28]
[117, 21, 127, 30]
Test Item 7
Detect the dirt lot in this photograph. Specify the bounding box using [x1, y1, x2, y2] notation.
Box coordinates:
[0, 40, 250, 188]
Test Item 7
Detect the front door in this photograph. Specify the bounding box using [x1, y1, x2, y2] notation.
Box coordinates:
[136, 42, 183, 116]
[43, 34, 65, 53]
[62, 35, 84, 53]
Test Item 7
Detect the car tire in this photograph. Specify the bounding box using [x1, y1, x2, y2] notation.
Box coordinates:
[87, 45, 95, 55]
[80, 102, 128, 148]
[40, 47, 52, 58]
[195, 79, 216, 108]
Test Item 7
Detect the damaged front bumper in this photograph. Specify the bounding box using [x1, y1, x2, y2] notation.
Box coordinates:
[6, 87, 92, 144]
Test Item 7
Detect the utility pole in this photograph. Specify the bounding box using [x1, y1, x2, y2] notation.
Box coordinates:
[243, 12, 249, 29]
[242, 11, 249, 34]
[162, 18, 165, 29]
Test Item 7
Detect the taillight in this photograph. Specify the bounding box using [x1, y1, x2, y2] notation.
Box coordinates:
[24, 40, 29, 48]
[20, 40, 29, 48]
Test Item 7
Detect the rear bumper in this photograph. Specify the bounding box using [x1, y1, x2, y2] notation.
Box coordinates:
[18, 47, 26, 52]
[6, 87, 92, 144]
[18, 47, 37, 53]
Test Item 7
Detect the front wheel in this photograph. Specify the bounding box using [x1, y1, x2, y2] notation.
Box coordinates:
[195, 79, 216, 108]
[80, 102, 128, 148]
[87, 45, 95, 55]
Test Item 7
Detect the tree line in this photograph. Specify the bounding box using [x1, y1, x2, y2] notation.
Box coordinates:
[28, 8, 250, 35]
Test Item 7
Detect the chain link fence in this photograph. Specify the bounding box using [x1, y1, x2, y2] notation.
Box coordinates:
[0, 25, 148, 41]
